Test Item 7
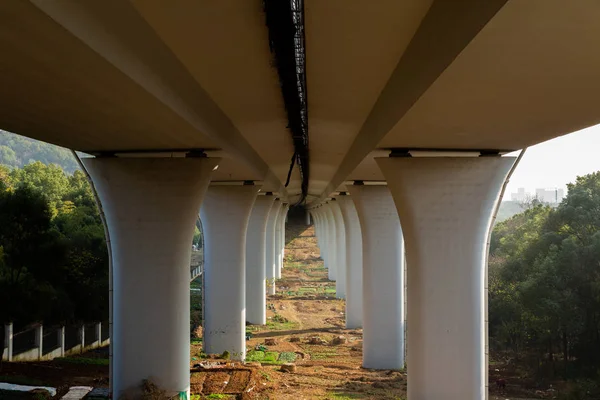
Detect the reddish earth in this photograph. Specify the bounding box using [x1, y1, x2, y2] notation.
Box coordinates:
[1, 222, 557, 399]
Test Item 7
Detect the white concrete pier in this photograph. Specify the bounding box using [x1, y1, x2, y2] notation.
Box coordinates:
[377, 156, 515, 400]
[84, 157, 218, 399]
[348, 184, 404, 370]
[336, 194, 363, 328]
[245, 194, 275, 325]
[200, 184, 259, 360]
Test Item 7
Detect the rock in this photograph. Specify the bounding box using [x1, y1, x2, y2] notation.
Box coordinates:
[280, 363, 297, 373]
[289, 337, 300, 342]
[29, 389, 52, 400]
[309, 336, 324, 345]
[265, 338, 277, 346]
[332, 335, 347, 345]
[245, 362, 262, 368]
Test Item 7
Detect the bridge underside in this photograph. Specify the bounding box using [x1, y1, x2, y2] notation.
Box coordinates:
[0, 0, 599, 201]
[2, 1, 599, 399]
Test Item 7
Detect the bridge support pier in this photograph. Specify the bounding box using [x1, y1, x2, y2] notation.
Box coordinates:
[83, 157, 218, 399]
[348, 184, 404, 370]
[377, 156, 515, 400]
[323, 204, 338, 281]
[330, 200, 347, 299]
[265, 200, 283, 295]
[275, 204, 288, 279]
[245, 194, 275, 325]
[201, 185, 259, 360]
[336, 194, 363, 328]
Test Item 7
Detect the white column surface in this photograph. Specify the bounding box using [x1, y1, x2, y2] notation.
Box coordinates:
[274, 205, 287, 279]
[314, 211, 327, 263]
[201, 185, 259, 360]
[377, 156, 515, 400]
[323, 204, 337, 281]
[265, 200, 283, 295]
[83, 157, 218, 399]
[330, 200, 347, 299]
[337, 195, 363, 328]
[348, 185, 404, 370]
[245, 195, 275, 325]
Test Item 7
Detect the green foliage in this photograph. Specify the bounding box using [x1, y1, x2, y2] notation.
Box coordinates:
[221, 350, 230, 360]
[490, 172, 600, 379]
[0, 156, 108, 329]
[245, 350, 265, 362]
[0, 130, 79, 173]
[278, 351, 297, 363]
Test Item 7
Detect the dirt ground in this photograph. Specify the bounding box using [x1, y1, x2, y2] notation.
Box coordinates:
[1, 222, 557, 399]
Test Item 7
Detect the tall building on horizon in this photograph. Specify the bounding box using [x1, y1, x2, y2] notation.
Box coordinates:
[510, 187, 565, 204]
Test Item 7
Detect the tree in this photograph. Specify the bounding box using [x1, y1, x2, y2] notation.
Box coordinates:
[490, 172, 600, 380]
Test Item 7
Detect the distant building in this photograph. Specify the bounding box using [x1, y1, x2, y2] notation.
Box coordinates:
[510, 187, 527, 202]
[535, 188, 564, 204]
[510, 187, 564, 204]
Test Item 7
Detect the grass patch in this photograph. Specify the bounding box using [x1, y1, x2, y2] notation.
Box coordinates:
[309, 349, 339, 360]
[55, 356, 109, 366]
[245, 350, 265, 362]
[263, 351, 279, 363]
[0, 375, 47, 386]
[0, 390, 40, 400]
[278, 351, 297, 363]
[327, 394, 365, 400]
[260, 371, 272, 381]
[266, 314, 299, 331]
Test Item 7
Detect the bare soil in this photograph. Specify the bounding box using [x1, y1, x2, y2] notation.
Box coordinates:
[1, 222, 557, 399]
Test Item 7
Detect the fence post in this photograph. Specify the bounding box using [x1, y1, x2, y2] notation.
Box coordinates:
[4, 323, 13, 362]
[59, 326, 65, 357]
[35, 324, 43, 360]
[79, 324, 85, 354]
[95, 322, 101, 348]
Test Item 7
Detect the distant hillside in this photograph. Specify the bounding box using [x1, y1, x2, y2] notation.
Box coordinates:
[0, 130, 79, 173]
[496, 201, 524, 223]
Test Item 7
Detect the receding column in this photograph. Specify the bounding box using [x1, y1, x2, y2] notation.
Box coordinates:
[83, 157, 218, 399]
[265, 200, 283, 295]
[314, 209, 327, 264]
[377, 156, 515, 400]
[323, 204, 337, 281]
[348, 184, 404, 370]
[330, 200, 346, 299]
[337, 194, 363, 328]
[201, 185, 259, 360]
[245, 194, 275, 325]
[277, 205, 289, 278]
[274, 204, 288, 279]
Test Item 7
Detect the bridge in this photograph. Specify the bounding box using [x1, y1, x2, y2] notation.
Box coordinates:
[1, 1, 598, 399]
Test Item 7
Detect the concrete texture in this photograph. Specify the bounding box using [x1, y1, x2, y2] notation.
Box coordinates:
[330, 200, 347, 299]
[265, 200, 283, 295]
[348, 185, 405, 370]
[377, 156, 516, 400]
[245, 195, 275, 325]
[336, 195, 363, 328]
[323, 204, 337, 281]
[201, 185, 259, 361]
[83, 157, 218, 399]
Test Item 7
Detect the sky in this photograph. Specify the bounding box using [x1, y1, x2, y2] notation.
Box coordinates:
[503, 124, 600, 201]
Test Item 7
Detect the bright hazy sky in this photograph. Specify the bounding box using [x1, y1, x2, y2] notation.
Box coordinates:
[503, 124, 600, 201]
